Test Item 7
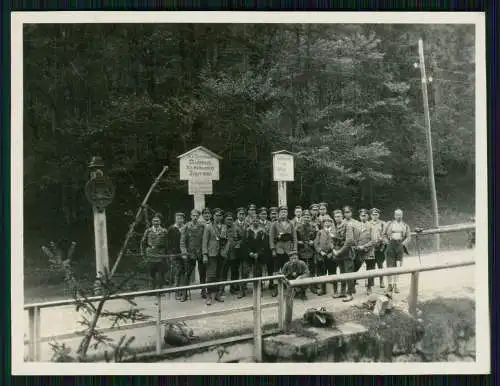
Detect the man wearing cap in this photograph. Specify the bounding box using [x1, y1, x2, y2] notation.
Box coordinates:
[201, 208, 212, 226]
[241, 216, 268, 297]
[280, 251, 310, 300]
[140, 213, 169, 289]
[317, 202, 329, 230]
[370, 208, 387, 288]
[219, 212, 235, 293]
[202, 208, 226, 305]
[332, 209, 356, 302]
[310, 204, 320, 224]
[167, 212, 186, 301]
[356, 209, 376, 295]
[314, 215, 337, 296]
[229, 207, 247, 294]
[180, 209, 207, 298]
[269, 207, 279, 223]
[258, 208, 272, 286]
[296, 210, 318, 294]
[291, 206, 303, 228]
[383, 209, 411, 293]
[245, 204, 258, 228]
[343, 205, 362, 289]
[269, 206, 298, 297]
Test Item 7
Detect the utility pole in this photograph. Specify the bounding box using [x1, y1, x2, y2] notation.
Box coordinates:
[417, 38, 440, 251]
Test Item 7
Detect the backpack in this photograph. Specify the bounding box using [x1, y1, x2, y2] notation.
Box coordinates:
[303, 307, 336, 328]
[163, 321, 195, 347]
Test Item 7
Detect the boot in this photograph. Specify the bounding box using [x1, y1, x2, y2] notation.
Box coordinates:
[201, 288, 207, 299]
[300, 288, 308, 300]
[342, 294, 354, 302]
[332, 282, 339, 296]
[179, 290, 188, 302]
[387, 284, 393, 293]
[310, 284, 318, 294]
[366, 286, 372, 295]
[237, 285, 247, 299]
[379, 277, 385, 288]
[393, 284, 400, 293]
[205, 293, 212, 306]
[271, 286, 278, 297]
[215, 291, 225, 302]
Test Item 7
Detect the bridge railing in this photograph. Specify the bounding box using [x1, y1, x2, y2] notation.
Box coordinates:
[24, 274, 286, 363]
[24, 223, 475, 363]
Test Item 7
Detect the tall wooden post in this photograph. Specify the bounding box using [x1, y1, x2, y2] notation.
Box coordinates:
[272, 150, 295, 209]
[418, 39, 440, 250]
[85, 156, 115, 288]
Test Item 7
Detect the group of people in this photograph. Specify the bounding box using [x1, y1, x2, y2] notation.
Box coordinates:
[140, 203, 412, 306]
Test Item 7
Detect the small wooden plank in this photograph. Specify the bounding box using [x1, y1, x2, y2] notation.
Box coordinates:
[277, 280, 284, 330]
[155, 294, 162, 355]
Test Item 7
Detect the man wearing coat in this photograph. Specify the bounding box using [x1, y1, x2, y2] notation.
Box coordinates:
[140, 213, 169, 289]
[202, 208, 226, 305]
[296, 210, 318, 294]
[180, 209, 206, 299]
[241, 216, 268, 297]
[355, 209, 376, 295]
[167, 212, 186, 301]
[258, 207, 273, 290]
[314, 215, 337, 296]
[343, 205, 362, 289]
[332, 209, 356, 302]
[230, 207, 248, 294]
[269, 206, 298, 297]
[370, 208, 387, 288]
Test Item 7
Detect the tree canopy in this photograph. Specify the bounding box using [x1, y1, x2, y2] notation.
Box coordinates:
[23, 23, 475, 257]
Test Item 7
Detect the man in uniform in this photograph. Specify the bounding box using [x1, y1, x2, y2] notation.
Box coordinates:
[310, 203, 320, 225]
[167, 212, 186, 301]
[356, 209, 376, 295]
[343, 205, 362, 289]
[296, 210, 318, 294]
[140, 213, 169, 289]
[269, 207, 279, 223]
[314, 215, 336, 296]
[370, 208, 386, 288]
[258, 207, 272, 287]
[383, 209, 411, 293]
[332, 209, 356, 302]
[242, 216, 268, 297]
[201, 208, 212, 225]
[230, 207, 247, 294]
[317, 202, 329, 229]
[280, 251, 310, 300]
[202, 208, 226, 305]
[245, 204, 258, 227]
[291, 206, 303, 227]
[269, 206, 298, 297]
[219, 211, 235, 294]
[180, 209, 206, 299]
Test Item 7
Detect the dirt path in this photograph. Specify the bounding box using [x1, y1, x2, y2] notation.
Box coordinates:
[23, 248, 475, 362]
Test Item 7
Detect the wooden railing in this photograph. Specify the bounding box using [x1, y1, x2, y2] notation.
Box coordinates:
[24, 222, 475, 362]
[24, 274, 286, 363]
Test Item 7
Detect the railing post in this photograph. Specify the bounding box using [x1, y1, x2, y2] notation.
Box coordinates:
[27, 306, 41, 361]
[408, 272, 419, 317]
[253, 280, 262, 362]
[284, 285, 294, 332]
[277, 278, 284, 331]
[155, 293, 162, 355]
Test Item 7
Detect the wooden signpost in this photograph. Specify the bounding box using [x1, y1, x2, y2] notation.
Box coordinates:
[84, 156, 115, 287]
[178, 146, 222, 211]
[272, 150, 295, 207]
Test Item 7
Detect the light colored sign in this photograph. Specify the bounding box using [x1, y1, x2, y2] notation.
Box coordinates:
[273, 153, 294, 181]
[188, 179, 213, 195]
[179, 148, 220, 181]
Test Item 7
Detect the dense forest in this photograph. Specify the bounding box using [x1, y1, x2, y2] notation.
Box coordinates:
[23, 23, 475, 271]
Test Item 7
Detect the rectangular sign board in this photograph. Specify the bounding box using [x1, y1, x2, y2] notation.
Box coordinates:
[179, 148, 220, 181]
[273, 153, 294, 181]
[188, 179, 213, 195]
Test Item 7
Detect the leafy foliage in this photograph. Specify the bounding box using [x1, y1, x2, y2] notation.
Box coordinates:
[24, 24, 475, 271]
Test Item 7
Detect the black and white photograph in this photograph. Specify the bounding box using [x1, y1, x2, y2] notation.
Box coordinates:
[11, 12, 488, 375]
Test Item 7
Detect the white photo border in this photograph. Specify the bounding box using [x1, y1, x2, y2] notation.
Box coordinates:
[11, 11, 489, 375]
